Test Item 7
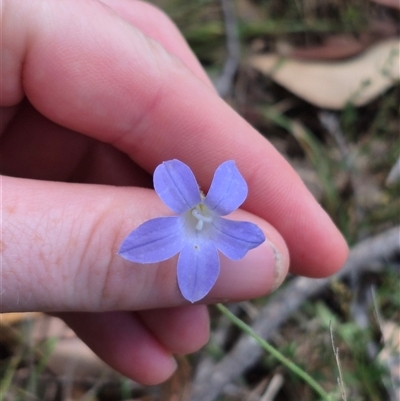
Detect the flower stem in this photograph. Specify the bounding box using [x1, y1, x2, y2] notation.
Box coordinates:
[216, 303, 334, 401]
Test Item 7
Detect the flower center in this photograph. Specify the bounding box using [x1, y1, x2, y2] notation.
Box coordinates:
[191, 204, 212, 231]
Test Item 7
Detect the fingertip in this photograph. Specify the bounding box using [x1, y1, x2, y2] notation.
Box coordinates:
[288, 204, 349, 278]
[300, 227, 349, 278]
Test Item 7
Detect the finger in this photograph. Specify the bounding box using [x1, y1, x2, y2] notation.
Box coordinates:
[58, 311, 177, 385]
[98, 0, 213, 87]
[1, 102, 152, 186]
[2, 176, 288, 312]
[1, 100, 91, 181]
[138, 305, 210, 355]
[2, 0, 347, 276]
[0, 105, 19, 134]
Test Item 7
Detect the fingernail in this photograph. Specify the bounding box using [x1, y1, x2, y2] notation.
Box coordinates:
[267, 240, 286, 291]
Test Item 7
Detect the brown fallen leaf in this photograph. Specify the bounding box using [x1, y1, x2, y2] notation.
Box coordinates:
[286, 17, 398, 61]
[251, 0, 399, 61]
[0, 312, 41, 325]
[31, 315, 113, 378]
[248, 38, 400, 109]
[370, 0, 400, 9]
[386, 157, 400, 186]
[288, 34, 368, 60]
[378, 321, 400, 398]
[1, 314, 113, 379]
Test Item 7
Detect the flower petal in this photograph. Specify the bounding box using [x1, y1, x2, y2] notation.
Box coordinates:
[177, 240, 220, 303]
[153, 159, 201, 214]
[211, 217, 265, 260]
[118, 217, 186, 263]
[204, 161, 248, 215]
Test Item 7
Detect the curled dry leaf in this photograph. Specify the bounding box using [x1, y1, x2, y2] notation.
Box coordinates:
[248, 39, 400, 109]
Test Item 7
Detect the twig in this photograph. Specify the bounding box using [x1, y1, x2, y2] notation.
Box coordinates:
[386, 156, 400, 186]
[217, 304, 334, 401]
[215, 0, 240, 97]
[259, 374, 284, 401]
[189, 226, 400, 401]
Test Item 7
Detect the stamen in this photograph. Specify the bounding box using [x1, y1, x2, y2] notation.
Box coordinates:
[192, 205, 212, 231]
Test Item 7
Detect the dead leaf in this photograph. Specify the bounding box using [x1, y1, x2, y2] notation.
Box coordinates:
[248, 38, 400, 109]
[370, 0, 400, 9]
[0, 312, 41, 325]
[386, 157, 400, 186]
[47, 336, 110, 378]
[287, 35, 368, 60]
[31, 315, 113, 378]
[281, 17, 398, 61]
[161, 356, 192, 401]
[378, 321, 400, 396]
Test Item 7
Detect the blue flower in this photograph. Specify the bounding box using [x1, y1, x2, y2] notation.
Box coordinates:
[119, 159, 265, 303]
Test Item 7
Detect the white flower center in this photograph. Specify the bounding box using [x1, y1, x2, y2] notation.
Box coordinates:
[191, 204, 212, 231]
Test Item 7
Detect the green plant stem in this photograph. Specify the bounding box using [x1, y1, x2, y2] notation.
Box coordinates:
[216, 303, 334, 401]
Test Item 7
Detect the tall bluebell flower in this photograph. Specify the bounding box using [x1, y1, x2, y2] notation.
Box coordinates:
[119, 159, 265, 302]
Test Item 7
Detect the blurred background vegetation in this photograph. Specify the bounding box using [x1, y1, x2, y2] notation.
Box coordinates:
[1, 0, 399, 400]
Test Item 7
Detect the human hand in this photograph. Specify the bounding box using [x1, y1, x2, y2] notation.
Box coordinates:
[1, 0, 348, 385]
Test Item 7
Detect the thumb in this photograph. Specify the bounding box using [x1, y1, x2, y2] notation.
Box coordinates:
[2, 176, 289, 312]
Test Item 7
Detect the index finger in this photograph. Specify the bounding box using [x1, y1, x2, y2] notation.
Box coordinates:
[2, 0, 348, 276]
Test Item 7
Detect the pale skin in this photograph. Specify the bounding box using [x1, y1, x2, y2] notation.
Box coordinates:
[1, 0, 348, 385]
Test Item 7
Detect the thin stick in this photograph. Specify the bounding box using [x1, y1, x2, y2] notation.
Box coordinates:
[259, 374, 284, 401]
[330, 322, 347, 401]
[215, 0, 240, 97]
[217, 304, 334, 401]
